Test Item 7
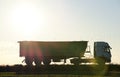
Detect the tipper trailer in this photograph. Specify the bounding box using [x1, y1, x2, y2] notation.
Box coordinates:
[18, 41, 111, 66]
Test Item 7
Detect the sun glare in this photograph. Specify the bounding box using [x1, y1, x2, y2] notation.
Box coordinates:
[11, 3, 44, 40]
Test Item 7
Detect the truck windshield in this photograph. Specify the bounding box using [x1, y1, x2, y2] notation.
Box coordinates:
[105, 43, 111, 53]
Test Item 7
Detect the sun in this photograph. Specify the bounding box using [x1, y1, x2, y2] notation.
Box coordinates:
[11, 3, 44, 40]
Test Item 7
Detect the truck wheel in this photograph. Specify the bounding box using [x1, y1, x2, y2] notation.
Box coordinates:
[25, 56, 33, 66]
[96, 57, 105, 66]
[43, 57, 51, 66]
[95, 57, 107, 74]
[34, 57, 41, 66]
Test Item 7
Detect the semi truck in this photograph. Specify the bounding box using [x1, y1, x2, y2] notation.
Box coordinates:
[18, 41, 112, 66]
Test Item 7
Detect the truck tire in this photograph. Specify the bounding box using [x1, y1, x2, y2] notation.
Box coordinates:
[25, 56, 33, 66]
[95, 57, 107, 74]
[43, 57, 51, 65]
[96, 57, 105, 66]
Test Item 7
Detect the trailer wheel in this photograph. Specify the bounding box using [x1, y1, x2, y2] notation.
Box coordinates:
[25, 56, 33, 66]
[73, 62, 79, 66]
[70, 58, 80, 66]
[34, 57, 41, 66]
[43, 57, 51, 65]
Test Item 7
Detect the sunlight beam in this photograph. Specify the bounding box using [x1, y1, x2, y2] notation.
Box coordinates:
[11, 3, 44, 40]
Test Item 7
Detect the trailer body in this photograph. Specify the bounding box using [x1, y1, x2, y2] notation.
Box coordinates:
[19, 41, 87, 57]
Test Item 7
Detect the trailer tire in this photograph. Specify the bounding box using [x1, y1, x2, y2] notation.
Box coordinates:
[73, 62, 79, 66]
[43, 57, 51, 66]
[25, 56, 33, 66]
[34, 57, 41, 66]
[70, 58, 80, 66]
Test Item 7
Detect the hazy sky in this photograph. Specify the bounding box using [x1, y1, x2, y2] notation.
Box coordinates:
[0, 0, 120, 65]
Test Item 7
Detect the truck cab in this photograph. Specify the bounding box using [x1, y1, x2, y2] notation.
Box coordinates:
[94, 42, 112, 64]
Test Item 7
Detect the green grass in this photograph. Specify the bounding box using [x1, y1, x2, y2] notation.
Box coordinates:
[0, 72, 16, 76]
[1, 65, 120, 77]
[0, 72, 114, 77]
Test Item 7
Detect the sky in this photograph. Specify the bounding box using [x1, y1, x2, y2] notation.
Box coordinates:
[0, 0, 120, 65]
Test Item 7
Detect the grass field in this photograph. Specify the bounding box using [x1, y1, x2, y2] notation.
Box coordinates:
[0, 72, 120, 77]
[0, 72, 116, 77]
[0, 65, 120, 77]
